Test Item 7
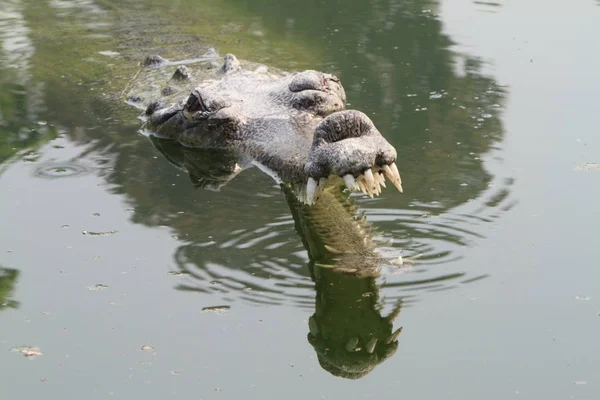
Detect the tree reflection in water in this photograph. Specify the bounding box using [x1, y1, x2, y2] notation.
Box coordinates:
[0, 268, 20, 311]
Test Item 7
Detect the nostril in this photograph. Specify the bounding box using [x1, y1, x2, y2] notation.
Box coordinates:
[376, 151, 396, 167]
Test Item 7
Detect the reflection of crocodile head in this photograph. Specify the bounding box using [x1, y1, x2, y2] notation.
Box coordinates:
[284, 187, 402, 378]
[151, 137, 404, 377]
[150, 136, 246, 191]
[306, 269, 402, 379]
[135, 52, 403, 205]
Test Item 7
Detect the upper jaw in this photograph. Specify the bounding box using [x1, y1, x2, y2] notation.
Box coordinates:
[297, 110, 403, 205]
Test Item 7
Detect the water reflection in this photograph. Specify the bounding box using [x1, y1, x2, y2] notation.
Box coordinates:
[307, 268, 402, 379]
[473, 1, 502, 13]
[155, 140, 406, 377]
[0, 0, 512, 302]
[0, 267, 20, 311]
[285, 183, 404, 378]
[0, 0, 513, 378]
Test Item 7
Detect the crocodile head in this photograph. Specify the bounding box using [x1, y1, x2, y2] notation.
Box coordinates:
[142, 53, 403, 205]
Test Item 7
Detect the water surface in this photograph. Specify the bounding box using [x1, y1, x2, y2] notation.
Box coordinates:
[1, 0, 599, 398]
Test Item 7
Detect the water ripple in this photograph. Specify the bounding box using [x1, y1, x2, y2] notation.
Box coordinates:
[32, 160, 94, 179]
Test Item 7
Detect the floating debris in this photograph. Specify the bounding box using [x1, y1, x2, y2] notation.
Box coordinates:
[98, 51, 120, 57]
[573, 381, 587, 385]
[141, 345, 154, 352]
[88, 284, 109, 291]
[61, 225, 70, 229]
[202, 305, 230, 315]
[10, 346, 43, 359]
[82, 230, 118, 237]
[167, 271, 186, 276]
[574, 163, 600, 172]
[575, 296, 591, 301]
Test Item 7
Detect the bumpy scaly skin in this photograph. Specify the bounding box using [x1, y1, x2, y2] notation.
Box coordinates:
[144, 53, 403, 204]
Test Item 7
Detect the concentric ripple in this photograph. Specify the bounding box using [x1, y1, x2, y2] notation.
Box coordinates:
[32, 160, 94, 179]
[164, 172, 516, 309]
[170, 209, 318, 310]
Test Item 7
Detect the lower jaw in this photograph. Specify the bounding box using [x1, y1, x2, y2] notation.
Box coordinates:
[295, 162, 403, 205]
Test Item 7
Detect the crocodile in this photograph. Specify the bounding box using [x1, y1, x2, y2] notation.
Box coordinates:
[152, 136, 405, 377]
[131, 51, 403, 205]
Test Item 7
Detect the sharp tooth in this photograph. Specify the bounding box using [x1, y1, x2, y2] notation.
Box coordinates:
[385, 327, 403, 344]
[374, 174, 382, 195]
[383, 164, 394, 180]
[306, 178, 317, 205]
[324, 244, 343, 254]
[365, 337, 378, 354]
[346, 337, 359, 352]
[343, 174, 356, 191]
[315, 263, 335, 269]
[364, 168, 375, 191]
[378, 172, 387, 188]
[385, 163, 403, 193]
[393, 181, 404, 193]
[357, 179, 368, 195]
[390, 162, 402, 183]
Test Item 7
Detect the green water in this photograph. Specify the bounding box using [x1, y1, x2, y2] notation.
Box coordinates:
[1, 0, 599, 398]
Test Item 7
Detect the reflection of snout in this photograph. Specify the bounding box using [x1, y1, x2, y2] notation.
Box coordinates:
[298, 110, 402, 205]
[149, 136, 245, 191]
[306, 264, 403, 379]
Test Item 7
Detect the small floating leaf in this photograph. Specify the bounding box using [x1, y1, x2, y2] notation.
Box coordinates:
[202, 305, 230, 315]
[82, 230, 118, 237]
[574, 163, 600, 172]
[88, 284, 108, 291]
[11, 346, 43, 359]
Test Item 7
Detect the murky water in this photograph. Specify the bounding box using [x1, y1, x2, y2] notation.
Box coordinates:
[1, 0, 599, 398]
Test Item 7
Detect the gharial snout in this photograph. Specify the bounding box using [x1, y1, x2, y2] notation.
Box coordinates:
[300, 110, 403, 205]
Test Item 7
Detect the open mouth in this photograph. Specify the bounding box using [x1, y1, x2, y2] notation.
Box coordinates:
[297, 162, 403, 205]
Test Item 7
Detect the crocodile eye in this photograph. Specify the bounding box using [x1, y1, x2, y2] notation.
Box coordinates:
[289, 71, 325, 92]
[185, 91, 206, 113]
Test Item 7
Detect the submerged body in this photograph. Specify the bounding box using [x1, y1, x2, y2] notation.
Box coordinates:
[138, 53, 403, 204]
